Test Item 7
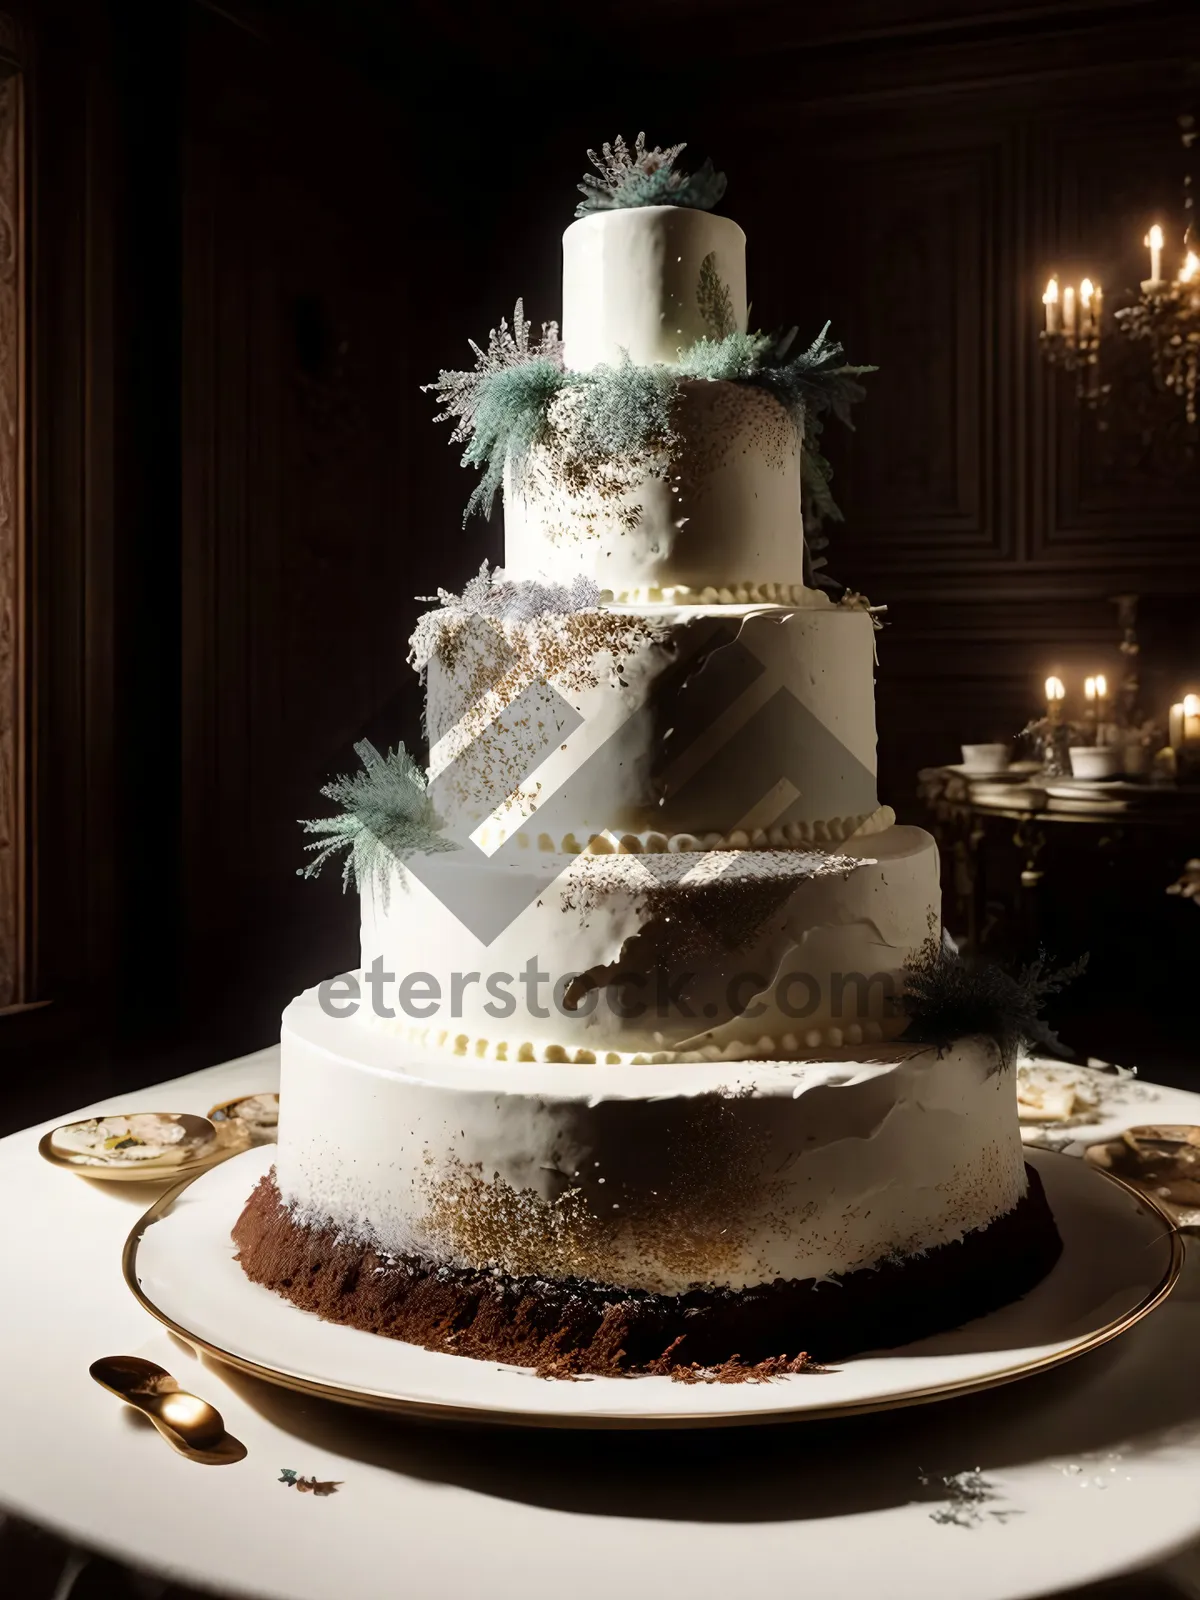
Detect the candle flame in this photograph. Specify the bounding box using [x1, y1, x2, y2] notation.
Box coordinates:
[1080, 278, 1094, 306]
[1042, 277, 1059, 305]
[1180, 251, 1200, 284]
[1084, 676, 1096, 699]
[1185, 694, 1200, 717]
[1095, 674, 1107, 698]
[1045, 676, 1066, 701]
[1147, 224, 1164, 250]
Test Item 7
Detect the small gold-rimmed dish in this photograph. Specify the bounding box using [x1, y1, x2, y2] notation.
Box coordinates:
[207, 1091, 279, 1144]
[40, 1111, 250, 1182]
[1085, 1124, 1200, 1229]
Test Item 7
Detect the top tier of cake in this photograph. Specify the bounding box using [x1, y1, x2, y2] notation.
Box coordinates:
[561, 206, 748, 371]
[504, 206, 807, 600]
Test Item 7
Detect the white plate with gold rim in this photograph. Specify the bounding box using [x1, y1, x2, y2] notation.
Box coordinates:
[123, 1144, 1181, 1428]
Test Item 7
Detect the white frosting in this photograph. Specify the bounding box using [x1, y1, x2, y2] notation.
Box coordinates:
[359, 827, 940, 1057]
[504, 381, 805, 595]
[425, 603, 879, 842]
[562, 206, 748, 370]
[276, 989, 1025, 1295]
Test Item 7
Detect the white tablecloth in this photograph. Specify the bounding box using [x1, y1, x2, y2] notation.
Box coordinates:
[1, 1048, 1199, 1600]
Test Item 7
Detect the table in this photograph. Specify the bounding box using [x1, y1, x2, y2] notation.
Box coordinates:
[2, 1048, 1200, 1600]
[919, 765, 1200, 953]
[918, 767, 1200, 1072]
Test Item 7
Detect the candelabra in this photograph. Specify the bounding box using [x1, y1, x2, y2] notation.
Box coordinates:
[1039, 278, 1106, 406]
[1022, 717, 1072, 778]
[1022, 676, 1072, 778]
[1112, 592, 1141, 730]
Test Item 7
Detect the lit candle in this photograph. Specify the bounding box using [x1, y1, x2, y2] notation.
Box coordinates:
[1043, 276, 1060, 334]
[1092, 282, 1103, 327]
[1046, 675, 1066, 723]
[1146, 224, 1164, 285]
[1084, 676, 1097, 701]
[1062, 284, 1077, 336]
[1169, 695, 1200, 748]
[1180, 251, 1199, 286]
[1091, 673, 1109, 741]
[1079, 279, 1095, 335]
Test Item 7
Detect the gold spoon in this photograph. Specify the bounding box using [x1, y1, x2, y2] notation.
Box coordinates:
[90, 1355, 247, 1464]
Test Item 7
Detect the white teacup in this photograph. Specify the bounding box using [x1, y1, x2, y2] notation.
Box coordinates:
[1068, 746, 1122, 781]
[961, 743, 1011, 774]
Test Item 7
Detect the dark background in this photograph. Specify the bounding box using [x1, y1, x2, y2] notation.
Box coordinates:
[4, 0, 1200, 1128]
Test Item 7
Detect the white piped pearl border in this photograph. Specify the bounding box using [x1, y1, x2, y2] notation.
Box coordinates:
[475, 806, 896, 857]
[601, 580, 817, 606]
[387, 1018, 889, 1067]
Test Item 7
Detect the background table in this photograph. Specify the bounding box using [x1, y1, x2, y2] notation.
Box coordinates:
[2, 1048, 1200, 1600]
[919, 766, 1200, 1076]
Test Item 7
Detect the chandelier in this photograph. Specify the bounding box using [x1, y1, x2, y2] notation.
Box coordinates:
[1039, 113, 1200, 421]
[1114, 229, 1200, 423]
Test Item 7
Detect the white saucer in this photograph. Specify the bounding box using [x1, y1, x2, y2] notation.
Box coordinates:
[123, 1145, 1181, 1429]
[946, 761, 1040, 780]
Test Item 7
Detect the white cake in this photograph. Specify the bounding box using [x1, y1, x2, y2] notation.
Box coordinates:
[235, 159, 1060, 1377]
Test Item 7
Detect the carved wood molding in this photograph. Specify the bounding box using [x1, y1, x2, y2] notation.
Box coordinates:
[0, 50, 22, 1010]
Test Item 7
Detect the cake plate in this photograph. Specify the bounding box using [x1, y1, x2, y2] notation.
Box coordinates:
[122, 1144, 1181, 1429]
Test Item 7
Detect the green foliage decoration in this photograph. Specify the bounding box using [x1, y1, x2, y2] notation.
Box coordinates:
[424, 300, 566, 523]
[676, 328, 775, 382]
[901, 936, 1089, 1072]
[427, 311, 680, 520]
[299, 739, 456, 897]
[696, 251, 738, 339]
[425, 264, 874, 538]
[678, 286, 876, 532]
[576, 134, 726, 217]
[460, 360, 566, 521]
[565, 357, 678, 465]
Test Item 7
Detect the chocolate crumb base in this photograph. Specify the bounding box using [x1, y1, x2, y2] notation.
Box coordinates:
[232, 1167, 1062, 1380]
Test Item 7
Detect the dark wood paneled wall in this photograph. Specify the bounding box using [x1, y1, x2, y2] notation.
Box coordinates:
[753, 23, 1200, 801]
[179, 7, 431, 1053]
[9, 0, 1200, 1119]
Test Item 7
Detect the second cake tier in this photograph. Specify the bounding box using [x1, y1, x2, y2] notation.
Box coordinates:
[422, 599, 881, 846]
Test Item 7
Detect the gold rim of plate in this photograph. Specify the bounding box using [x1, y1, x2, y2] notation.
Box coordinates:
[40, 1116, 251, 1183]
[120, 1152, 1184, 1430]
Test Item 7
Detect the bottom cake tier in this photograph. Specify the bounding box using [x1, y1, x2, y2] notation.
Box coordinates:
[233, 984, 1062, 1377]
[233, 1164, 1061, 1377]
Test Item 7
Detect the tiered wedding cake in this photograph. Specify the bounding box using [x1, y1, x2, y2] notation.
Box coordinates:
[234, 140, 1061, 1377]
